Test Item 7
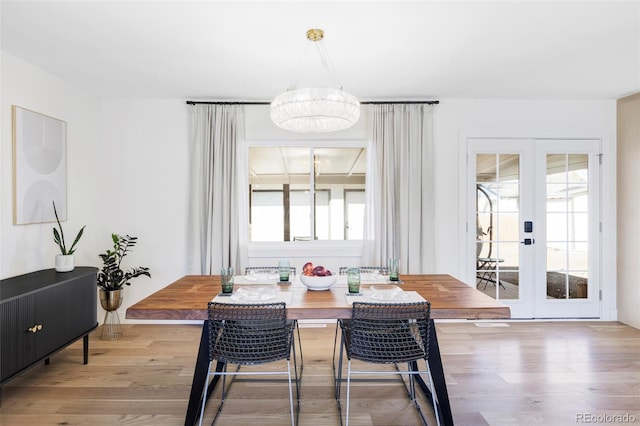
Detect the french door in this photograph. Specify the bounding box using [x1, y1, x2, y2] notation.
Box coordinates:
[467, 138, 601, 318]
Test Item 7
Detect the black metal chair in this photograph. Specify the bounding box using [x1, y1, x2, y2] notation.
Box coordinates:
[243, 266, 303, 372]
[199, 302, 299, 426]
[332, 266, 390, 372]
[338, 266, 389, 275]
[245, 266, 297, 276]
[335, 301, 440, 426]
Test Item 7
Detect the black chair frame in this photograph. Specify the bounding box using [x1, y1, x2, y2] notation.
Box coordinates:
[243, 266, 304, 372]
[334, 301, 440, 426]
[199, 302, 299, 426]
[332, 266, 390, 372]
[337, 266, 389, 275]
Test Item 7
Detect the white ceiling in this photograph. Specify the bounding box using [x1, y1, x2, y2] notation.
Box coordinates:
[1, 1, 638, 101]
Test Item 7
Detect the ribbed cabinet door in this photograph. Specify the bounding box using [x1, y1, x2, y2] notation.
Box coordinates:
[0, 296, 37, 382]
[35, 275, 97, 359]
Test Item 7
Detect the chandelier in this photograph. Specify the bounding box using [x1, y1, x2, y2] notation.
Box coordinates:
[270, 29, 360, 133]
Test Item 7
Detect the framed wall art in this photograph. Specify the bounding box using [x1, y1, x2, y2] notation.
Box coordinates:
[12, 106, 67, 224]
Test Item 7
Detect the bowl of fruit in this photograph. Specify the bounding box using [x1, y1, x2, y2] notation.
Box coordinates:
[300, 262, 337, 291]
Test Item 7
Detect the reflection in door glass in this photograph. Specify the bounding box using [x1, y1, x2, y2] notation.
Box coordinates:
[546, 154, 589, 299]
[476, 154, 520, 300]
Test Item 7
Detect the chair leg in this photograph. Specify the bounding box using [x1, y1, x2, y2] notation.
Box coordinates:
[407, 361, 441, 426]
[295, 321, 304, 372]
[424, 362, 441, 426]
[198, 362, 214, 426]
[345, 360, 352, 426]
[286, 360, 295, 426]
[332, 321, 340, 371]
[333, 334, 345, 426]
[220, 364, 228, 401]
[408, 369, 416, 403]
[335, 333, 345, 399]
[206, 365, 234, 426]
[291, 332, 301, 403]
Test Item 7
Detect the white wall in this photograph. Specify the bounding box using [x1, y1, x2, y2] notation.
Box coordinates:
[95, 100, 190, 315]
[1, 51, 191, 323]
[1, 51, 102, 276]
[435, 99, 617, 320]
[2, 51, 619, 323]
[616, 94, 640, 329]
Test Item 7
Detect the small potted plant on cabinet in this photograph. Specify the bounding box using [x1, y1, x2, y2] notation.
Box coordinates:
[52, 201, 86, 272]
[97, 233, 151, 340]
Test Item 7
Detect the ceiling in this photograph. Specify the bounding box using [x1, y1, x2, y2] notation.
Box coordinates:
[1, 1, 638, 101]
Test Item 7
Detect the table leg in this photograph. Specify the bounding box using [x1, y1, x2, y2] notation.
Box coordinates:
[184, 320, 225, 426]
[83, 334, 89, 365]
[413, 319, 454, 426]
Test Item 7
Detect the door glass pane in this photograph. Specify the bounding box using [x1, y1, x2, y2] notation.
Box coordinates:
[545, 154, 589, 299]
[495, 213, 519, 241]
[476, 154, 520, 300]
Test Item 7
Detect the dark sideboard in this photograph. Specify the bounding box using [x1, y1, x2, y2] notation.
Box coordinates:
[0, 267, 98, 399]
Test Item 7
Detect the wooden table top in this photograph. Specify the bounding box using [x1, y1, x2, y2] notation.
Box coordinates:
[126, 274, 511, 321]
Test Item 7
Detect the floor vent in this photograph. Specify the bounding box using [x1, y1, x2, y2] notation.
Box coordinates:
[298, 323, 328, 328]
[474, 322, 510, 327]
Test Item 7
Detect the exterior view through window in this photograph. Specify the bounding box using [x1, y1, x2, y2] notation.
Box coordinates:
[249, 146, 366, 242]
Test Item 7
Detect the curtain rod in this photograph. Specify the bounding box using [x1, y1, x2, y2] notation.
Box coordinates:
[186, 100, 439, 105]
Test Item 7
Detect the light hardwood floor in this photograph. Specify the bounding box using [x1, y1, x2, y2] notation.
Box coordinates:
[1, 321, 638, 425]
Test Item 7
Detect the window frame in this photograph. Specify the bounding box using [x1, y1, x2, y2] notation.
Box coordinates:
[246, 139, 368, 248]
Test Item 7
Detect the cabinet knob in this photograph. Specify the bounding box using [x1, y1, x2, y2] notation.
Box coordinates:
[28, 324, 43, 333]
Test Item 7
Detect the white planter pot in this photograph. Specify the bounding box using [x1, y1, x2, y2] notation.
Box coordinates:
[55, 254, 75, 272]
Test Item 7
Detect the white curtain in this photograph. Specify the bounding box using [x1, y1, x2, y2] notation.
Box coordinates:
[363, 104, 435, 273]
[187, 104, 248, 275]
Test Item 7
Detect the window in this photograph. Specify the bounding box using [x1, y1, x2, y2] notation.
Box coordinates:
[249, 145, 366, 242]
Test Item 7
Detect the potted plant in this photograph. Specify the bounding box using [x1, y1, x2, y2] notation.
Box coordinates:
[97, 233, 151, 340]
[52, 201, 86, 272]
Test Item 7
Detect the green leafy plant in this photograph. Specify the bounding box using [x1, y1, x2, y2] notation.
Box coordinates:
[52, 201, 86, 255]
[97, 234, 151, 291]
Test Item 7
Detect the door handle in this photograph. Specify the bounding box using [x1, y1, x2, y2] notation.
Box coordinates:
[521, 238, 535, 245]
[28, 324, 43, 333]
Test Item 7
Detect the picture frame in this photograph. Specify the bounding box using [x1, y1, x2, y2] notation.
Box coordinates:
[12, 106, 67, 225]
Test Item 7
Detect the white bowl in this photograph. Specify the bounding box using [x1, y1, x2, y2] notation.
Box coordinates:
[300, 274, 338, 291]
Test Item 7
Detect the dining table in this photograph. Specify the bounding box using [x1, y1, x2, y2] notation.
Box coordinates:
[126, 273, 511, 426]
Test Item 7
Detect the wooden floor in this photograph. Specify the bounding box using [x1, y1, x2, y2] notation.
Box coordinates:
[1, 321, 639, 425]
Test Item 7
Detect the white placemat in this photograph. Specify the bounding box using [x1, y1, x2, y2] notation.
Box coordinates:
[359, 272, 391, 284]
[212, 285, 292, 305]
[234, 275, 280, 285]
[344, 288, 425, 305]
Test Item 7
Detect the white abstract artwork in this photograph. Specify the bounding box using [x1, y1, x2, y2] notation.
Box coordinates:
[13, 106, 67, 224]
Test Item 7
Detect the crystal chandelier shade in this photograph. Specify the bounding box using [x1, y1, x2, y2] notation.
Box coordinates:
[270, 29, 360, 133]
[270, 87, 360, 133]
